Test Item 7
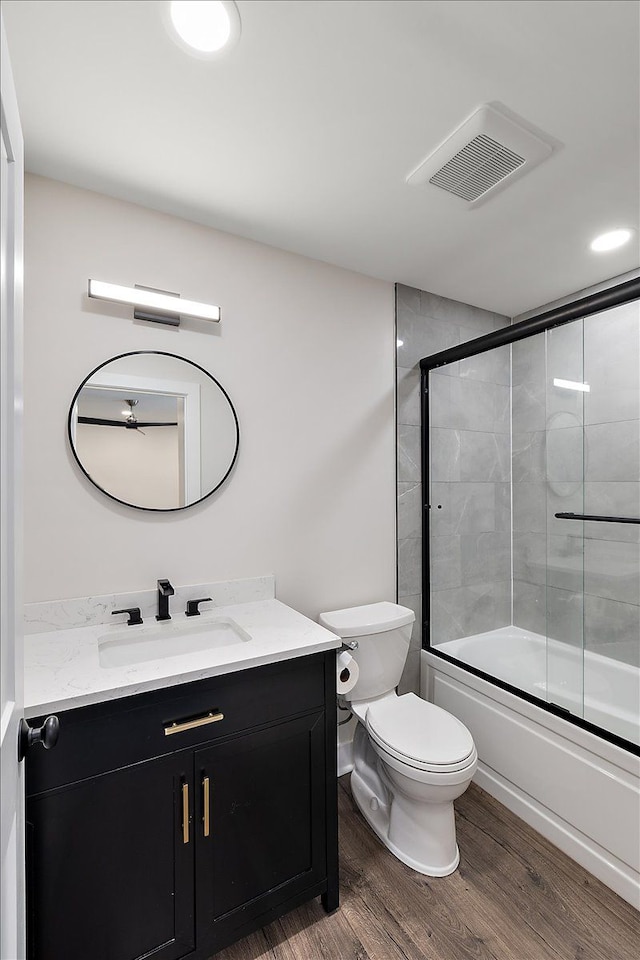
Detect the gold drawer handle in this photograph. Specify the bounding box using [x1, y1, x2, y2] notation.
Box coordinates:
[164, 711, 224, 736]
[182, 782, 190, 845]
[203, 776, 211, 837]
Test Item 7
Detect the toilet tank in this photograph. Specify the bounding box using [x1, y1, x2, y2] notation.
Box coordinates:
[319, 602, 415, 701]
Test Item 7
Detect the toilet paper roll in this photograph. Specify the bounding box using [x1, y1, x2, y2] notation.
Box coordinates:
[336, 650, 359, 696]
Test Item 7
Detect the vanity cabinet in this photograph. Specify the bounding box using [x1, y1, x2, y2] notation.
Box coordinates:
[25, 652, 338, 960]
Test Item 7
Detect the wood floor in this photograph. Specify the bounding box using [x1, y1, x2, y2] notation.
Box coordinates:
[215, 777, 639, 960]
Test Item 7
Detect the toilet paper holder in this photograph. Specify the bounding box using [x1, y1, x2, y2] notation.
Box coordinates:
[341, 640, 358, 652]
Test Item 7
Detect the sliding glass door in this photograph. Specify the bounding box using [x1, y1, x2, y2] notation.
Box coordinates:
[423, 283, 639, 749]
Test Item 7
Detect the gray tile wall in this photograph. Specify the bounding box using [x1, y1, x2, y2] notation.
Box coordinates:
[511, 299, 640, 667]
[396, 284, 510, 693]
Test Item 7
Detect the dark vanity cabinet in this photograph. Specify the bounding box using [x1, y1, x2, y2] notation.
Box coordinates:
[25, 652, 338, 960]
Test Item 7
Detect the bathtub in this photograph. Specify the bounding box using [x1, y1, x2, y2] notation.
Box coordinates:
[422, 628, 640, 908]
[437, 626, 639, 746]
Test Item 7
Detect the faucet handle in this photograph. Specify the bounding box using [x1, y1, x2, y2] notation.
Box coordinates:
[112, 607, 143, 626]
[185, 598, 213, 617]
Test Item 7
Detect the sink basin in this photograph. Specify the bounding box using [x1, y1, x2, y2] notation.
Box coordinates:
[98, 617, 251, 668]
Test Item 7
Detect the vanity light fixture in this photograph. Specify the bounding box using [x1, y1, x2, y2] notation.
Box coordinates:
[87, 280, 221, 326]
[553, 378, 590, 393]
[589, 228, 633, 253]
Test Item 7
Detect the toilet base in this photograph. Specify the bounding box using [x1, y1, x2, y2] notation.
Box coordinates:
[351, 768, 461, 876]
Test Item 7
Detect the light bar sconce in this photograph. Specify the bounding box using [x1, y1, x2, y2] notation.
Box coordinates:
[88, 279, 221, 326]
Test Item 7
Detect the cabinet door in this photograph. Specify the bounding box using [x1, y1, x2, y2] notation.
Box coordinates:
[27, 752, 194, 960]
[195, 712, 326, 948]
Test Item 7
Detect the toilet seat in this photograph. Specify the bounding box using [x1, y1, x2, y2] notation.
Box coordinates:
[366, 693, 476, 774]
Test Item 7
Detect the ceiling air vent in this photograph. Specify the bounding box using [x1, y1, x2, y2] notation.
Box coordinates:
[407, 104, 553, 208]
[428, 134, 525, 202]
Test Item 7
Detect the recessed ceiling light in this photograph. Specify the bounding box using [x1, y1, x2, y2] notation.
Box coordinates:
[589, 228, 633, 253]
[167, 1, 240, 57]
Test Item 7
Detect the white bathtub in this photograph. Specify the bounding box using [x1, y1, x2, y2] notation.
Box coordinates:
[438, 626, 639, 746]
[422, 629, 640, 908]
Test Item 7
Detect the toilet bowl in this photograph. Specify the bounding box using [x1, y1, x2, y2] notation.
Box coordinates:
[319, 601, 477, 876]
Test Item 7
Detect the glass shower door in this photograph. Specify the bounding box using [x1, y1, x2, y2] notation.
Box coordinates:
[424, 286, 639, 749]
[580, 301, 640, 745]
[544, 299, 640, 745]
[545, 321, 586, 720]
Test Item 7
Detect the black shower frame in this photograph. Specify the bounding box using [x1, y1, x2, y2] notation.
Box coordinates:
[419, 275, 640, 756]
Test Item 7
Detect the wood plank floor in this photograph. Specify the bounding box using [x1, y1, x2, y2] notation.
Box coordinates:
[215, 778, 639, 960]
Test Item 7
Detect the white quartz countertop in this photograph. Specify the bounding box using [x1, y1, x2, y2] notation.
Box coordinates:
[25, 599, 341, 716]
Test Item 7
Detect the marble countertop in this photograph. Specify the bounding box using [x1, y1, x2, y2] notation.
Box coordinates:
[25, 598, 341, 716]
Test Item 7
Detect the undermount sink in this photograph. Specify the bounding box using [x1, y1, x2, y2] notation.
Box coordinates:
[98, 617, 251, 668]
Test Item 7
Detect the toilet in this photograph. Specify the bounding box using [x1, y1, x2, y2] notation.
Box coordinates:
[319, 601, 477, 877]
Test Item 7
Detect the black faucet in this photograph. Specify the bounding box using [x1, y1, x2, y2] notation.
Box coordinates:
[112, 607, 143, 626]
[156, 579, 175, 621]
[185, 597, 212, 617]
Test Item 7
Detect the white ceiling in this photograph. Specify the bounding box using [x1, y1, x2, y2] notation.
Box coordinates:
[3, 0, 639, 316]
[79, 388, 178, 422]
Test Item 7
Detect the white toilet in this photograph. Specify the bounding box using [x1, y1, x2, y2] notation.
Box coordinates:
[320, 601, 477, 877]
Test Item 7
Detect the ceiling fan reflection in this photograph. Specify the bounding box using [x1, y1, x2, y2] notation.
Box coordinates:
[78, 398, 178, 433]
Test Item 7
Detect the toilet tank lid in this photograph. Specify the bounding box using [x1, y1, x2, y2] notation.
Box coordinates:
[318, 601, 415, 638]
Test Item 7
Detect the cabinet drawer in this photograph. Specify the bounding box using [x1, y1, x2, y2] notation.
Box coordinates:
[27, 653, 327, 796]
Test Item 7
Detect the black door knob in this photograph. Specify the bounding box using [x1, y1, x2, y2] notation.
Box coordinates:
[18, 716, 60, 762]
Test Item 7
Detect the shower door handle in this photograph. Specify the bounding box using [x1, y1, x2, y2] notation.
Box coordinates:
[555, 513, 640, 524]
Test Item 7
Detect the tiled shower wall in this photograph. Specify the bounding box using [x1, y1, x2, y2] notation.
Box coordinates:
[396, 284, 510, 693]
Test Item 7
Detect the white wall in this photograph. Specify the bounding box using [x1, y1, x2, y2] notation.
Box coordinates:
[23, 175, 396, 619]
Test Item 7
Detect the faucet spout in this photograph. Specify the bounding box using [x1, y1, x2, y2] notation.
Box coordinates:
[156, 579, 175, 621]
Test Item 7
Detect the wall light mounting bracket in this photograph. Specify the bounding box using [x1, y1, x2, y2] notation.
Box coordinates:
[133, 284, 181, 326]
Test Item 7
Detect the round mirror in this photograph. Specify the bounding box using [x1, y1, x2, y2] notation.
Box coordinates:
[68, 351, 239, 511]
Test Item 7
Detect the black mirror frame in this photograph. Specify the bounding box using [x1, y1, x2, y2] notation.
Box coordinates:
[67, 350, 240, 512]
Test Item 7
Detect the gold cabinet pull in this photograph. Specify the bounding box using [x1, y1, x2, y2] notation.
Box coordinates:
[182, 782, 190, 844]
[164, 711, 224, 736]
[203, 776, 211, 837]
